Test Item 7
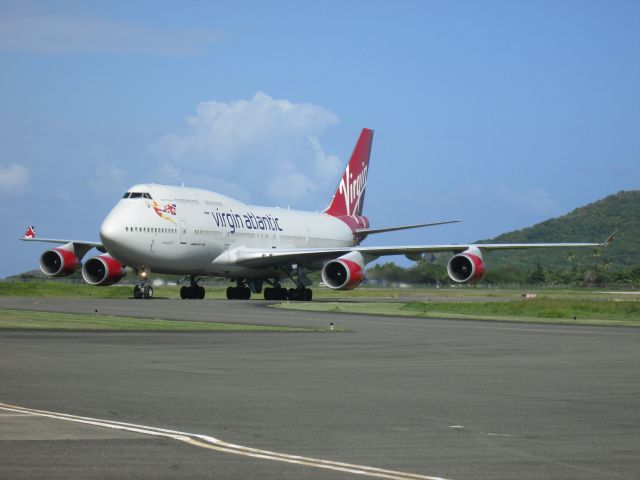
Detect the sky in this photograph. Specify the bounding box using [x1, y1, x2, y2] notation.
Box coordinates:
[1, 0, 639, 278]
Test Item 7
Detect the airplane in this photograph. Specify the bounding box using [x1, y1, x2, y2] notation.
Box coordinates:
[21, 128, 610, 300]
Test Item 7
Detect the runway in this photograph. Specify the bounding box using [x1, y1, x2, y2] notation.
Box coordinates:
[1, 297, 639, 479]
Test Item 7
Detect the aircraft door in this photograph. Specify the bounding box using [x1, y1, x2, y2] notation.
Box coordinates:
[223, 230, 231, 262]
[179, 219, 187, 245]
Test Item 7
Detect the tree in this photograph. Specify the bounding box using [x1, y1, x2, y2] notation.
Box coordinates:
[527, 264, 547, 285]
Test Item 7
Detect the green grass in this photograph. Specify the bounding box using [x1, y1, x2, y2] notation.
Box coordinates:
[2, 281, 637, 302]
[274, 298, 640, 327]
[0, 282, 229, 299]
[0, 309, 325, 332]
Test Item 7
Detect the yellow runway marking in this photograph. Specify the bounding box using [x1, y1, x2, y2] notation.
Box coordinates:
[0, 403, 448, 480]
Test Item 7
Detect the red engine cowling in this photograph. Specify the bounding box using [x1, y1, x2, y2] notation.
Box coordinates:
[39, 248, 80, 277]
[321, 252, 365, 290]
[447, 248, 486, 283]
[82, 254, 126, 286]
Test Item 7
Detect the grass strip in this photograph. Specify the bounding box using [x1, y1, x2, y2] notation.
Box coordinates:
[0, 282, 225, 299]
[274, 299, 640, 327]
[2, 282, 636, 302]
[0, 309, 323, 332]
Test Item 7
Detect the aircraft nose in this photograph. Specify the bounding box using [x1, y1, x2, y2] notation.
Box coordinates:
[100, 209, 125, 249]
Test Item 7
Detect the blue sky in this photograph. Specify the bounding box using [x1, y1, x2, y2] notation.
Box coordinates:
[1, 0, 639, 277]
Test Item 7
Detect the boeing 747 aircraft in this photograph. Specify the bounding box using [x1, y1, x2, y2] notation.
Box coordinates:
[22, 129, 608, 300]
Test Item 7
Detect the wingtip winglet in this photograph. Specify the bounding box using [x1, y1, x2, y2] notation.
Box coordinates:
[23, 225, 36, 239]
[602, 230, 617, 247]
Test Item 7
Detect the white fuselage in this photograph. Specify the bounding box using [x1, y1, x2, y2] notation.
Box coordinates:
[99, 184, 356, 278]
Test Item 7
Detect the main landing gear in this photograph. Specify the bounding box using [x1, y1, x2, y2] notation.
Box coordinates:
[268, 265, 314, 301]
[180, 276, 205, 300]
[263, 285, 312, 301]
[133, 268, 153, 299]
[226, 280, 251, 300]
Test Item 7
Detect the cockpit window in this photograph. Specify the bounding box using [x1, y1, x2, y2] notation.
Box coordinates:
[123, 192, 152, 199]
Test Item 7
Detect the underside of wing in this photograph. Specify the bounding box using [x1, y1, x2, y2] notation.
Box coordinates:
[231, 240, 606, 269]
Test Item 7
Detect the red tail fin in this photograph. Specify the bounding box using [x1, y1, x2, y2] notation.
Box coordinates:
[324, 128, 373, 217]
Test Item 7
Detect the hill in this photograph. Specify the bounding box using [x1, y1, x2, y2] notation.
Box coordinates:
[477, 190, 640, 272]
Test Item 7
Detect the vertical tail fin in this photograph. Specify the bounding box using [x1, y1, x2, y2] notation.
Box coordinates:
[324, 128, 373, 217]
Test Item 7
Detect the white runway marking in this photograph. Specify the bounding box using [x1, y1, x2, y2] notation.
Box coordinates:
[0, 403, 448, 480]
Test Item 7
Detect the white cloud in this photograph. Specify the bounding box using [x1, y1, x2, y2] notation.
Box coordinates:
[0, 163, 29, 195]
[152, 92, 341, 207]
[0, 14, 220, 55]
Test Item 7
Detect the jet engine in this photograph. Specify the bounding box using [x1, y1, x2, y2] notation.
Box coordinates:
[447, 248, 486, 283]
[82, 254, 126, 286]
[321, 251, 365, 290]
[39, 248, 80, 277]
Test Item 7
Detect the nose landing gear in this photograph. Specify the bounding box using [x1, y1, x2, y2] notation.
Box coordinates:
[133, 268, 153, 299]
[134, 284, 154, 299]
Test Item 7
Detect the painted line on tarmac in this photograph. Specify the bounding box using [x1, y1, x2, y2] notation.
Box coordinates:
[0, 403, 448, 480]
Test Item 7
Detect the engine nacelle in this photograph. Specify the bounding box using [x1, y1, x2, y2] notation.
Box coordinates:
[321, 251, 365, 290]
[39, 248, 80, 277]
[82, 254, 126, 286]
[447, 248, 486, 283]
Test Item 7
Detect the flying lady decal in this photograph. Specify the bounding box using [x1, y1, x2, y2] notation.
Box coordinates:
[148, 201, 178, 224]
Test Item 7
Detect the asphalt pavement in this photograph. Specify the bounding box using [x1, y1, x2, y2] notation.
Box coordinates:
[1, 297, 639, 479]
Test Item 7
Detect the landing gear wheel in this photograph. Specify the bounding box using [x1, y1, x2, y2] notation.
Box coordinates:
[134, 285, 143, 299]
[227, 286, 251, 300]
[198, 286, 205, 299]
[143, 285, 153, 299]
[180, 286, 188, 299]
[263, 285, 291, 301]
[304, 288, 312, 301]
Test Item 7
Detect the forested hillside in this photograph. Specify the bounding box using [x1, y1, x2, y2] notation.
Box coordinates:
[368, 191, 640, 286]
[478, 190, 639, 271]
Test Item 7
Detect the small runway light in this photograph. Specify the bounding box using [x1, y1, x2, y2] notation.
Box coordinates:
[330, 322, 334, 332]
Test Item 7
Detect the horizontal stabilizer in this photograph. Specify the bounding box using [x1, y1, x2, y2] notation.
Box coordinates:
[356, 220, 460, 235]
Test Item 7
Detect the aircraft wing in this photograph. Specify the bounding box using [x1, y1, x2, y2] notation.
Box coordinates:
[20, 237, 105, 257]
[20, 237, 103, 248]
[231, 239, 607, 269]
